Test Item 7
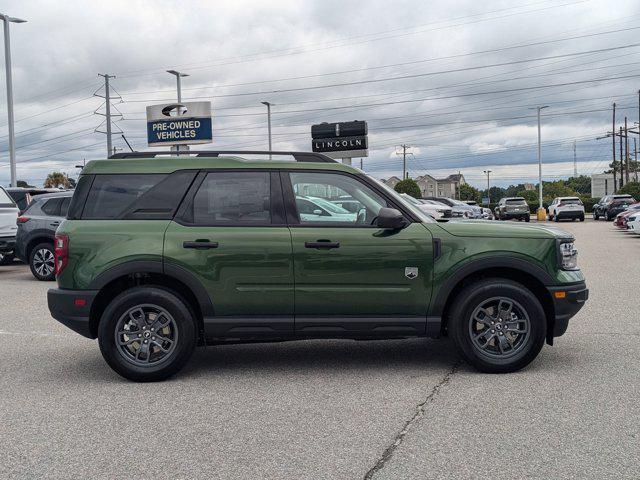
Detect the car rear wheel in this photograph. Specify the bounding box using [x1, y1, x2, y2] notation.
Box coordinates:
[449, 278, 546, 373]
[29, 243, 55, 281]
[579, 215, 585, 222]
[98, 286, 197, 382]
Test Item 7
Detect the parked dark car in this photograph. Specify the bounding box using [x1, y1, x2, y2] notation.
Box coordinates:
[5, 187, 64, 213]
[593, 194, 636, 221]
[15, 191, 73, 281]
[495, 197, 530, 221]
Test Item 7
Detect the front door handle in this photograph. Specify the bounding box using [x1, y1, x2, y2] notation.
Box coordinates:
[305, 240, 340, 249]
[183, 240, 219, 250]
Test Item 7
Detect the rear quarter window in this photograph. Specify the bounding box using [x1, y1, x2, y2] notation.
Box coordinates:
[82, 174, 166, 220]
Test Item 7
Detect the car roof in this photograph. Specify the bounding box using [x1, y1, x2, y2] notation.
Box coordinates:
[504, 197, 525, 200]
[80, 153, 356, 175]
[32, 191, 74, 201]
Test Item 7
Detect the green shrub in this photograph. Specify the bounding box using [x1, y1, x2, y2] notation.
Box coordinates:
[394, 179, 421, 198]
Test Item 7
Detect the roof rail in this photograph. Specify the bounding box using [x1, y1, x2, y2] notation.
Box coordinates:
[108, 150, 336, 163]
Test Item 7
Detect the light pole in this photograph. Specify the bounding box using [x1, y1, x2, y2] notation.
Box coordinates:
[167, 70, 189, 154]
[0, 13, 26, 187]
[261, 101, 272, 159]
[536, 105, 549, 220]
[483, 170, 492, 205]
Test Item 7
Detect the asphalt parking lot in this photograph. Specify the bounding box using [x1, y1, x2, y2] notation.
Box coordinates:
[0, 219, 638, 479]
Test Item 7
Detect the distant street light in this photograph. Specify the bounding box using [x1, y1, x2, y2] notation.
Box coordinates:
[536, 106, 549, 219]
[0, 13, 26, 187]
[261, 102, 273, 159]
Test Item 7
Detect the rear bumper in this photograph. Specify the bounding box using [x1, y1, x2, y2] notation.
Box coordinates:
[0, 235, 16, 253]
[48, 288, 98, 339]
[556, 210, 584, 219]
[502, 212, 529, 219]
[546, 282, 589, 337]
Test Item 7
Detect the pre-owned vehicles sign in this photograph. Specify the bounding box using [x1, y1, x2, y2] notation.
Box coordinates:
[146, 101, 212, 146]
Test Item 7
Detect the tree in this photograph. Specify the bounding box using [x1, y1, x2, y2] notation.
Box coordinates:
[43, 172, 70, 189]
[459, 183, 481, 203]
[394, 178, 421, 198]
[67, 177, 77, 189]
[616, 181, 640, 200]
[564, 175, 591, 196]
[541, 180, 575, 201]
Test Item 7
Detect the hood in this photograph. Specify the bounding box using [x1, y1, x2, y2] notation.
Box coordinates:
[435, 219, 573, 239]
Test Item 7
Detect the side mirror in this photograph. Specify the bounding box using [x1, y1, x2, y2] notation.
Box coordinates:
[376, 208, 406, 229]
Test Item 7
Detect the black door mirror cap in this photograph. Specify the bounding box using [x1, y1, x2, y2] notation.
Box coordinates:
[376, 207, 407, 229]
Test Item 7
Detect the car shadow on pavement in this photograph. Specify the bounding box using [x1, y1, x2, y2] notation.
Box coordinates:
[179, 338, 461, 379]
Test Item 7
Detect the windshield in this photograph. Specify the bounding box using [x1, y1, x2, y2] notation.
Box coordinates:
[370, 178, 435, 223]
[560, 198, 582, 205]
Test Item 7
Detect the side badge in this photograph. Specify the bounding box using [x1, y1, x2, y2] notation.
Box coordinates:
[405, 267, 419, 279]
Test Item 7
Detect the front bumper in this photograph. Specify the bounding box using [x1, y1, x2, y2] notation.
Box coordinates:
[546, 282, 589, 338]
[0, 235, 16, 254]
[48, 288, 98, 339]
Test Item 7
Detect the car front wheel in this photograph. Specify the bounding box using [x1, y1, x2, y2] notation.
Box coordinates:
[98, 286, 197, 382]
[29, 243, 56, 281]
[449, 278, 546, 373]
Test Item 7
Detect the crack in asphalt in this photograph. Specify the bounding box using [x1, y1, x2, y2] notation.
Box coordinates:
[363, 361, 461, 480]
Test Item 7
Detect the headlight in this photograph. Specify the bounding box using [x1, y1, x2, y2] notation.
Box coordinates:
[557, 240, 578, 270]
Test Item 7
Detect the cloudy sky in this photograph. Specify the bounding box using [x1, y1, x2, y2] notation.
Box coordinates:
[1, 0, 639, 188]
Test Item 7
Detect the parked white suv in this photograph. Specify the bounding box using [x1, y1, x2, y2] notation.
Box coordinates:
[548, 197, 585, 222]
[0, 186, 19, 265]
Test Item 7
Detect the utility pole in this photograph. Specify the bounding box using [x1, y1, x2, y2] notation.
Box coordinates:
[612, 103, 617, 191]
[483, 170, 492, 205]
[536, 106, 548, 219]
[396, 144, 412, 179]
[97, 74, 115, 158]
[625, 117, 630, 184]
[573, 141, 577, 177]
[261, 101, 272, 159]
[635, 137, 638, 182]
[0, 13, 26, 187]
[619, 126, 624, 189]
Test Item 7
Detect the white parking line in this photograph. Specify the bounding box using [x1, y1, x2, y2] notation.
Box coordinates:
[0, 329, 67, 338]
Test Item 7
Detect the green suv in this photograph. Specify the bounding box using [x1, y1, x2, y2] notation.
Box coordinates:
[48, 151, 588, 381]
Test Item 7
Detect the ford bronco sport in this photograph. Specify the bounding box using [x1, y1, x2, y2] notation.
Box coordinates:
[48, 151, 588, 381]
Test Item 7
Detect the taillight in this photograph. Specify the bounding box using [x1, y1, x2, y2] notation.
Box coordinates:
[16, 216, 30, 224]
[54, 234, 69, 275]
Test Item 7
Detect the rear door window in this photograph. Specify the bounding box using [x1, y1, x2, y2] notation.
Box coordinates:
[191, 171, 271, 225]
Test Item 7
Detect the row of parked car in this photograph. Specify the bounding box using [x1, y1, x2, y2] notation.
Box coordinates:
[610, 196, 640, 233]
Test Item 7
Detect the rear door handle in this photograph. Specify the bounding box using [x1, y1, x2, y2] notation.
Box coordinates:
[50, 221, 60, 226]
[183, 240, 219, 249]
[304, 240, 340, 249]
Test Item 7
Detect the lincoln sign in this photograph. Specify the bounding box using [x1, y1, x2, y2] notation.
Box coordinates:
[311, 121, 368, 159]
[146, 101, 212, 146]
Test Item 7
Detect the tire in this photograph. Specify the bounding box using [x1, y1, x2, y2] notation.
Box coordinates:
[98, 286, 197, 382]
[605, 212, 612, 221]
[525, 215, 530, 222]
[579, 216, 585, 222]
[448, 278, 546, 373]
[29, 242, 55, 281]
[594, 212, 599, 220]
[548, 213, 554, 221]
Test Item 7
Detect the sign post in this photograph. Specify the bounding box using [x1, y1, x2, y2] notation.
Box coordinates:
[146, 101, 212, 151]
[311, 121, 368, 162]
